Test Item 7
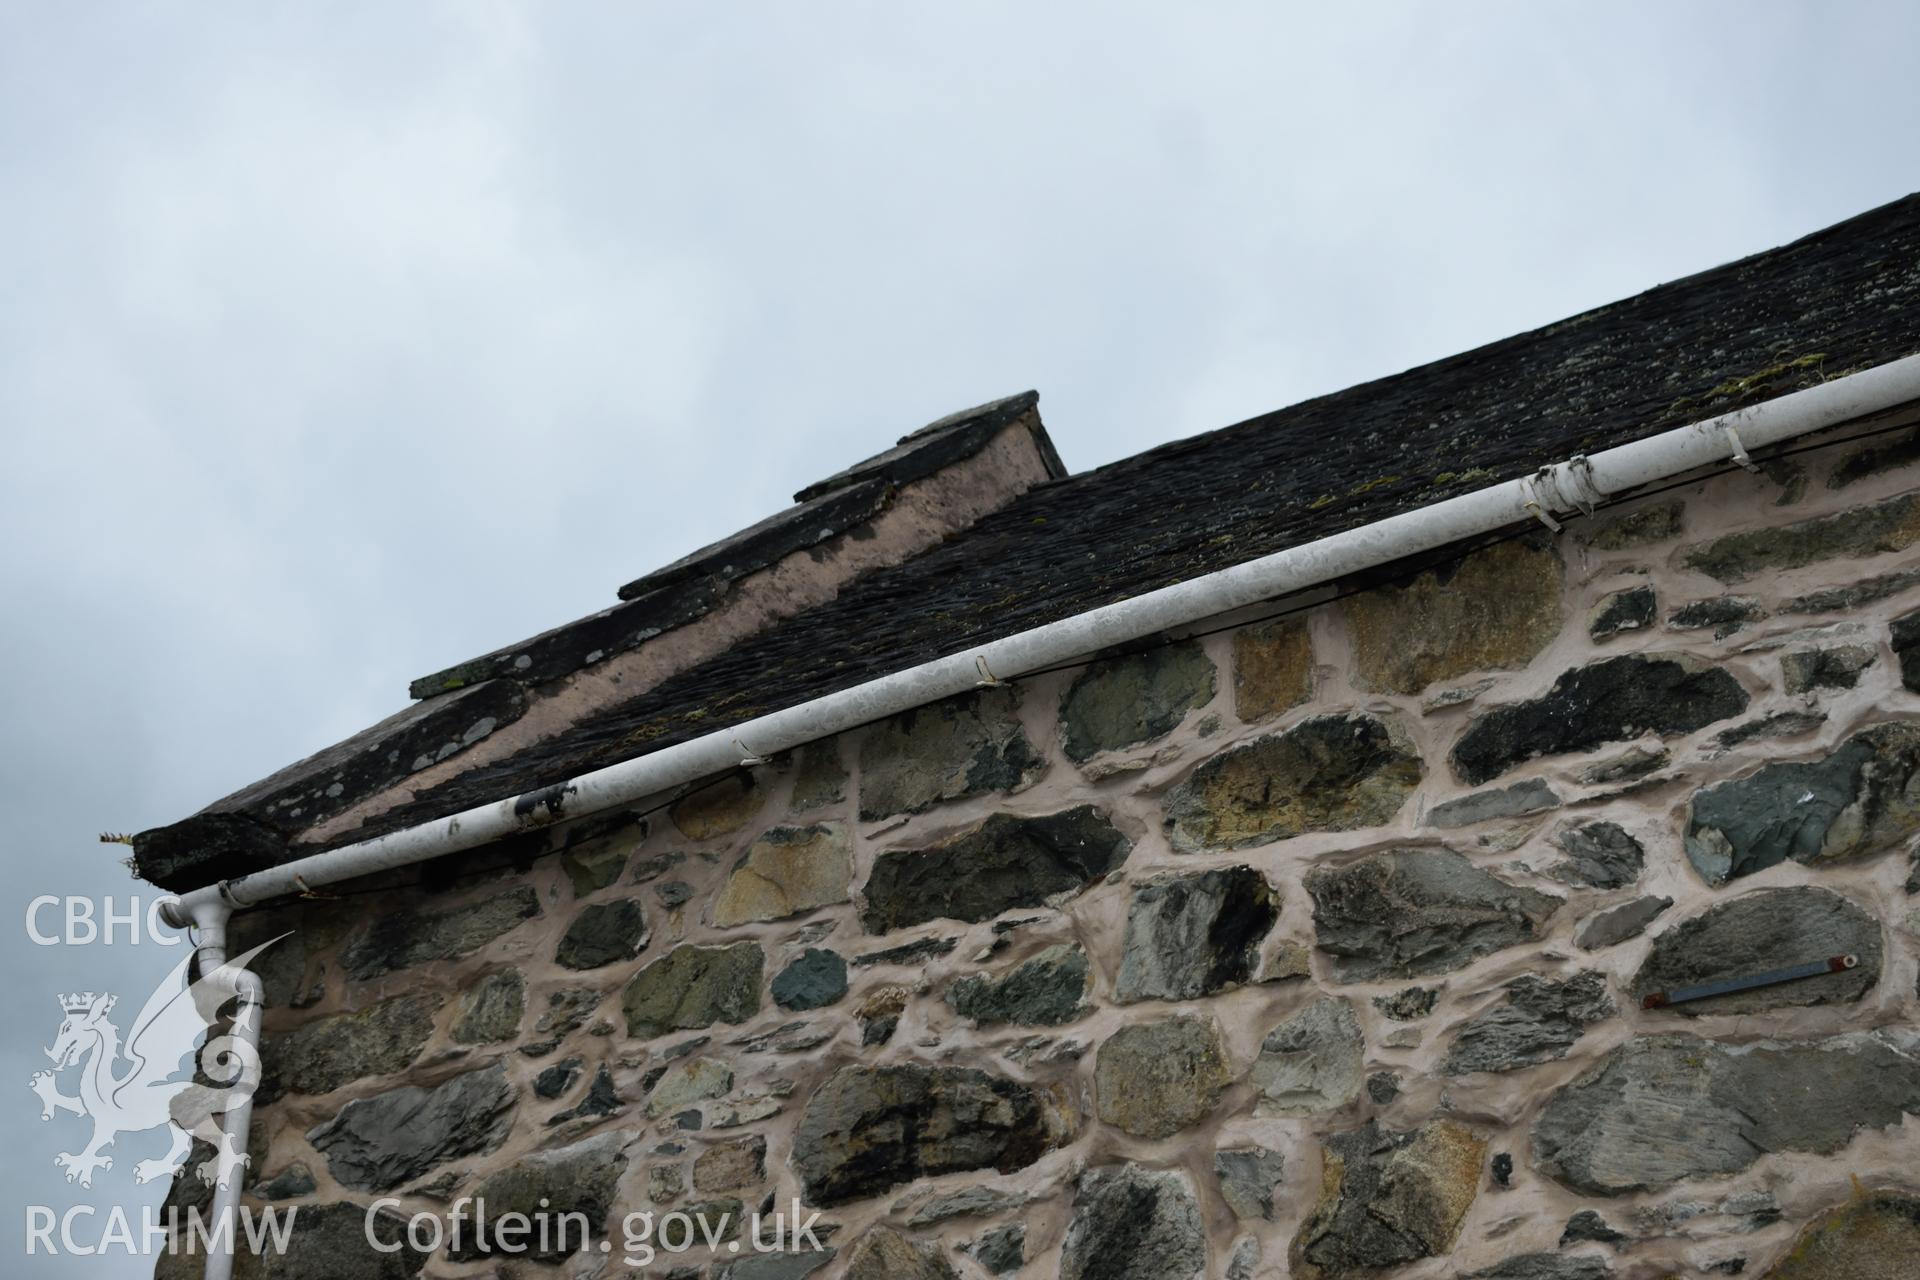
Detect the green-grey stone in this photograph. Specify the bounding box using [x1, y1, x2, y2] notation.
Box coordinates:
[1588, 585, 1656, 641]
[1575, 896, 1671, 950]
[715, 1251, 836, 1279]
[1291, 1120, 1486, 1276]
[1165, 713, 1422, 851]
[1685, 723, 1920, 885]
[1060, 641, 1216, 761]
[1668, 595, 1763, 637]
[230, 906, 327, 1010]
[771, 948, 849, 1011]
[1306, 848, 1561, 981]
[1373, 987, 1438, 1021]
[1897, 606, 1920, 691]
[1548, 821, 1645, 889]
[1682, 491, 1920, 583]
[1061, 1165, 1205, 1280]
[948, 943, 1091, 1026]
[623, 942, 764, 1039]
[259, 992, 442, 1102]
[1343, 537, 1563, 696]
[1215, 1147, 1286, 1221]
[307, 1063, 516, 1193]
[1828, 426, 1920, 489]
[899, 1185, 1027, 1226]
[1451, 654, 1747, 786]
[647, 1057, 733, 1118]
[451, 970, 525, 1044]
[155, 1202, 432, 1280]
[789, 742, 848, 812]
[969, 1223, 1025, 1276]
[857, 687, 1042, 820]
[1782, 644, 1875, 693]
[342, 887, 540, 981]
[1713, 710, 1827, 750]
[1533, 1032, 1920, 1195]
[860, 805, 1130, 932]
[1578, 500, 1681, 549]
[681, 1198, 746, 1244]
[562, 843, 630, 896]
[844, 1225, 957, 1280]
[1578, 745, 1668, 786]
[1760, 1192, 1920, 1279]
[556, 898, 649, 970]
[1463, 1256, 1611, 1280]
[791, 1063, 1072, 1205]
[1426, 778, 1559, 829]
[1785, 569, 1920, 614]
[1250, 997, 1365, 1116]
[1114, 865, 1278, 1003]
[1095, 1014, 1233, 1138]
[1630, 887, 1881, 1015]
[531, 986, 602, 1041]
[1439, 972, 1614, 1075]
[253, 1163, 317, 1200]
[533, 1057, 582, 1099]
[448, 1129, 632, 1263]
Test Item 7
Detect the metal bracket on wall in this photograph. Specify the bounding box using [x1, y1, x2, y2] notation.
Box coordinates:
[974, 654, 1008, 687]
[1641, 954, 1858, 1009]
[1725, 424, 1761, 472]
[1521, 473, 1564, 532]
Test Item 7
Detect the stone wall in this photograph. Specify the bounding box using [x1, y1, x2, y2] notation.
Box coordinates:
[182, 422, 1920, 1279]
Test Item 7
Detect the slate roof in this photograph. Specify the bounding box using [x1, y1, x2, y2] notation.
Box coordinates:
[140, 193, 1920, 876]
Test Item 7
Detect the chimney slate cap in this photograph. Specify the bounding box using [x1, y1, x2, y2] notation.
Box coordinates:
[791, 390, 1056, 505]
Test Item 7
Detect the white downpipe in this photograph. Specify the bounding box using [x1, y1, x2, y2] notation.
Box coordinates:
[170, 898, 262, 1280]
[156, 352, 1920, 1276]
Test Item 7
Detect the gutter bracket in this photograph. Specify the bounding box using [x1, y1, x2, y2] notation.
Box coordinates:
[292, 873, 337, 901]
[1725, 424, 1761, 473]
[1560, 455, 1604, 515]
[1522, 474, 1564, 533]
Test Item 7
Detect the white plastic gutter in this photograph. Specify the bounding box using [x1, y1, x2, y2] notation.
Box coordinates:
[154, 352, 1920, 1273]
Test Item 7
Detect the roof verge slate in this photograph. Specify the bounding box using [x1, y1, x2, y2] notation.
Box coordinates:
[410, 390, 1057, 699]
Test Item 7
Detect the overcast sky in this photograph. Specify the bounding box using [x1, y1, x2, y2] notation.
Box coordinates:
[4, 3, 1918, 1273]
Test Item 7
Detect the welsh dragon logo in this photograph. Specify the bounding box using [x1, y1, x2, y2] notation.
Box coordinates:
[28, 939, 280, 1190]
